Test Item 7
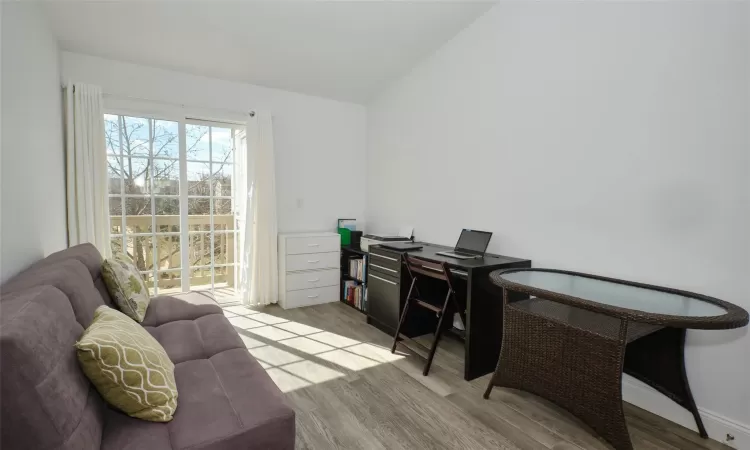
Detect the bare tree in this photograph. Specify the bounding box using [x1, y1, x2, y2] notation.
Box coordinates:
[106, 116, 234, 286]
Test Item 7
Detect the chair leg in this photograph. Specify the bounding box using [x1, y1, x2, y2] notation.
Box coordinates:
[423, 290, 451, 376]
[484, 342, 504, 399]
[391, 277, 417, 354]
[483, 381, 494, 399]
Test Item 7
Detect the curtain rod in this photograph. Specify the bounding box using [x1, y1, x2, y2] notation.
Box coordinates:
[103, 92, 256, 118]
[63, 84, 255, 117]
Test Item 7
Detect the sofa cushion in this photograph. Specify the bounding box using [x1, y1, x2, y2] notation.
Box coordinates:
[77, 306, 179, 422]
[1, 258, 104, 327]
[0, 253, 220, 329]
[102, 256, 151, 322]
[101, 409, 171, 450]
[145, 314, 244, 364]
[28, 242, 116, 307]
[141, 292, 222, 327]
[0, 286, 104, 450]
[101, 348, 295, 450]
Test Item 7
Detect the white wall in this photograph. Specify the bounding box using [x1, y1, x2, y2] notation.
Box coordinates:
[367, 1, 749, 443]
[60, 52, 367, 234]
[1, 3, 66, 283]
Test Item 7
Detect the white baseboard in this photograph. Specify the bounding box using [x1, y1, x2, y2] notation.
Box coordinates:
[622, 377, 750, 449]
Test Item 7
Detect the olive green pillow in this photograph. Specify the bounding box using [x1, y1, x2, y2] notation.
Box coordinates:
[102, 254, 150, 322]
[76, 306, 178, 422]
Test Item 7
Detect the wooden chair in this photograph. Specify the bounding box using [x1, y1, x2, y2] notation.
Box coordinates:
[390, 254, 466, 376]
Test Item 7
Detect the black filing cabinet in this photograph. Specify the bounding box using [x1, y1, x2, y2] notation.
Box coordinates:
[366, 246, 436, 337]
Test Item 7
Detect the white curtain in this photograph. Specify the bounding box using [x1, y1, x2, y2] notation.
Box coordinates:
[64, 83, 110, 256]
[236, 112, 278, 306]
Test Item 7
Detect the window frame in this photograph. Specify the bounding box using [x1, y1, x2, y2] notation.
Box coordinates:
[106, 111, 244, 295]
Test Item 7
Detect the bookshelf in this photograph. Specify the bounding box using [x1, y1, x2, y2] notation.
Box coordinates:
[340, 245, 368, 314]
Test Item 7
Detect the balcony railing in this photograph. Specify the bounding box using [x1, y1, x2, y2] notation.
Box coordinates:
[111, 214, 236, 293]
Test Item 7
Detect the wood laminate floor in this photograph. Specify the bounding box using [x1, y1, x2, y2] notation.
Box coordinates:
[220, 301, 730, 450]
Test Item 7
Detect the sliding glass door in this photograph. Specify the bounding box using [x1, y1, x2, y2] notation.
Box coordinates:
[184, 122, 236, 295]
[105, 113, 242, 297]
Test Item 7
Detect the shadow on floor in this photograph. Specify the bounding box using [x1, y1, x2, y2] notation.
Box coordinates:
[216, 301, 727, 450]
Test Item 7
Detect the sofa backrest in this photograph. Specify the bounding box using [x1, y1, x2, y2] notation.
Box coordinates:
[0, 286, 104, 449]
[27, 243, 115, 308]
[1, 258, 104, 327]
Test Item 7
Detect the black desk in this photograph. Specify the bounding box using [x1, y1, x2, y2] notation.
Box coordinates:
[365, 242, 531, 380]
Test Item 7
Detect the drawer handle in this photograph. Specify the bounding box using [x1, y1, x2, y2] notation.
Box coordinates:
[370, 274, 397, 285]
[371, 264, 397, 273]
[307, 294, 319, 299]
[307, 260, 320, 263]
[371, 253, 398, 262]
[307, 243, 320, 247]
[307, 278, 320, 282]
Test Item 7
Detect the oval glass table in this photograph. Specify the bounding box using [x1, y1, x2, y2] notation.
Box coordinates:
[485, 268, 748, 450]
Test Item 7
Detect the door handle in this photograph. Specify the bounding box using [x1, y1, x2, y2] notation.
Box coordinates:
[307, 243, 320, 247]
[371, 264, 397, 273]
[307, 278, 320, 282]
[307, 294, 319, 298]
[370, 274, 397, 285]
[307, 260, 320, 263]
[371, 253, 398, 262]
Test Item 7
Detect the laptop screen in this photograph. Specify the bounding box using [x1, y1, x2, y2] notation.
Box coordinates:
[455, 229, 493, 255]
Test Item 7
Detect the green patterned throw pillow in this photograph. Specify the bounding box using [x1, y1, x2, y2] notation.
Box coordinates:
[76, 306, 178, 422]
[102, 254, 150, 322]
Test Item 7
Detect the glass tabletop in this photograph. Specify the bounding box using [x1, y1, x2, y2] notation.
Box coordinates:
[498, 270, 727, 317]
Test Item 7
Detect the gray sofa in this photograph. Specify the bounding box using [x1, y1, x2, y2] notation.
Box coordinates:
[0, 243, 295, 450]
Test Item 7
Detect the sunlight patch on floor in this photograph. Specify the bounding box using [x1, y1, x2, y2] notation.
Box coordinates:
[315, 349, 382, 371]
[238, 334, 266, 349]
[224, 305, 260, 316]
[265, 368, 312, 392]
[248, 312, 289, 325]
[273, 321, 323, 336]
[280, 336, 336, 354]
[257, 360, 272, 370]
[248, 345, 305, 366]
[223, 304, 408, 393]
[282, 360, 344, 384]
[345, 342, 407, 363]
[248, 325, 298, 341]
[228, 316, 266, 330]
[305, 331, 359, 348]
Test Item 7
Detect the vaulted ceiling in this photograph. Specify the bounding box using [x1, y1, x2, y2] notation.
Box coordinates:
[44, 1, 495, 103]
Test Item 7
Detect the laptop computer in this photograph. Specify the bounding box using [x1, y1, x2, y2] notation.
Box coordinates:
[436, 229, 493, 260]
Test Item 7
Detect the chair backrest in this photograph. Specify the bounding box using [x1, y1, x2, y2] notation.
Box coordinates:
[403, 254, 456, 293]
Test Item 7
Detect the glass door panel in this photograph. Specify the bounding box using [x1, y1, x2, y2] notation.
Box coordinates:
[107, 114, 240, 296]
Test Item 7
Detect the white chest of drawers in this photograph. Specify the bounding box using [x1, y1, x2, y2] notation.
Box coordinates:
[278, 232, 341, 309]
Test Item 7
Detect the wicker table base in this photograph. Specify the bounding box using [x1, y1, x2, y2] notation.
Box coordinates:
[484, 296, 705, 450]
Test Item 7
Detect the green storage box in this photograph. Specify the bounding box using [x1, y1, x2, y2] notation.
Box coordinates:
[338, 227, 352, 245]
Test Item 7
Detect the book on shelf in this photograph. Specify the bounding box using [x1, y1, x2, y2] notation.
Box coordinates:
[343, 280, 366, 311]
[348, 258, 366, 282]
